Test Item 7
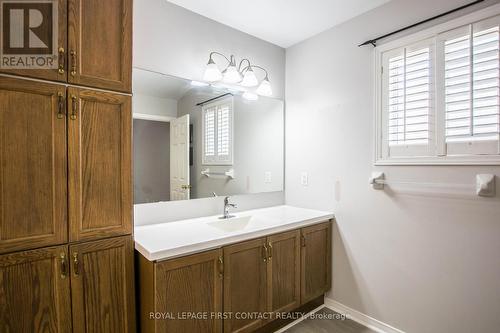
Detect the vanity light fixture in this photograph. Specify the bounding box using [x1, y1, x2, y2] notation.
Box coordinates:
[203, 51, 273, 96]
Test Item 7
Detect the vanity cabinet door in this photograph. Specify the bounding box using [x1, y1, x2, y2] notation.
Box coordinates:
[68, 0, 132, 92]
[267, 230, 301, 314]
[0, 245, 72, 333]
[70, 236, 135, 333]
[142, 249, 223, 333]
[223, 237, 268, 333]
[0, 77, 67, 254]
[300, 221, 332, 304]
[67, 87, 132, 242]
[0, 0, 67, 82]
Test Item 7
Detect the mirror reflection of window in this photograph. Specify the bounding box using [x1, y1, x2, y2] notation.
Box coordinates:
[202, 97, 234, 165]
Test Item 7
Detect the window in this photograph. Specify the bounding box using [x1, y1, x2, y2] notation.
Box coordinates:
[202, 97, 233, 165]
[376, 11, 500, 165]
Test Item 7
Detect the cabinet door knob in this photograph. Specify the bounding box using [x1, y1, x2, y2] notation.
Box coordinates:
[218, 256, 224, 278]
[70, 95, 78, 120]
[73, 252, 80, 275]
[57, 92, 65, 119]
[60, 252, 68, 279]
[262, 244, 268, 262]
[267, 242, 272, 260]
[70, 50, 77, 76]
[58, 47, 65, 74]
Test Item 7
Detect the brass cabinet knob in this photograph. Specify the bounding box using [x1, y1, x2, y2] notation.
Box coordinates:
[58, 47, 65, 74]
[60, 253, 68, 279]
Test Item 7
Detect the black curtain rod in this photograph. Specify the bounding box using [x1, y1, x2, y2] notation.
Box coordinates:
[196, 93, 233, 106]
[358, 0, 485, 47]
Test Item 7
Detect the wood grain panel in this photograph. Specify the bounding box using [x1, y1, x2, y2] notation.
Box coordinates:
[267, 230, 301, 315]
[0, 245, 72, 332]
[68, 87, 132, 242]
[68, 0, 132, 92]
[0, 77, 67, 254]
[0, 0, 67, 82]
[70, 236, 135, 333]
[301, 221, 332, 304]
[224, 238, 267, 333]
[152, 249, 222, 333]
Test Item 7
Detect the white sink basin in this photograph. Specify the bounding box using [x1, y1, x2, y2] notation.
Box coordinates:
[207, 216, 252, 232]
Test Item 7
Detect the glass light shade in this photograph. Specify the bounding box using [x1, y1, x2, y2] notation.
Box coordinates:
[242, 91, 259, 101]
[240, 69, 258, 87]
[256, 77, 272, 96]
[223, 65, 242, 83]
[203, 60, 222, 82]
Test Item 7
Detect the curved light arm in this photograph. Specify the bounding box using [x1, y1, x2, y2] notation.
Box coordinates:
[238, 58, 251, 72]
[242, 64, 270, 79]
[209, 51, 231, 64]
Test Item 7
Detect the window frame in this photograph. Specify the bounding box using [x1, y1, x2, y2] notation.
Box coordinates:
[374, 4, 500, 165]
[201, 96, 234, 166]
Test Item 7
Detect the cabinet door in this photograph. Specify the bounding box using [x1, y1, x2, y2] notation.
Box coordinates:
[70, 236, 135, 333]
[267, 230, 301, 314]
[301, 222, 332, 304]
[223, 238, 267, 333]
[150, 249, 223, 333]
[68, 87, 132, 242]
[0, 77, 67, 254]
[0, 0, 67, 82]
[68, 0, 132, 92]
[0, 245, 72, 332]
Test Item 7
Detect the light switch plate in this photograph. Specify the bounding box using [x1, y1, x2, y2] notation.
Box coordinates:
[264, 171, 272, 183]
[301, 172, 308, 186]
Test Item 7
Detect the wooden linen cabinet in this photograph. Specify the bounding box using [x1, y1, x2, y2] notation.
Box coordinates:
[0, 0, 134, 331]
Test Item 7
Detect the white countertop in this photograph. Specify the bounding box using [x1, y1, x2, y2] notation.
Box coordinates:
[134, 205, 334, 261]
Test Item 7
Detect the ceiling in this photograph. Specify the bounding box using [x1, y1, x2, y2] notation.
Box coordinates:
[167, 0, 390, 48]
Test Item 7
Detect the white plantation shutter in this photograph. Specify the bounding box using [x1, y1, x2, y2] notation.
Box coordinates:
[204, 107, 216, 160]
[217, 105, 230, 158]
[440, 16, 500, 155]
[382, 40, 434, 157]
[202, 97, 233, 165]
[377, 14, 500, 164]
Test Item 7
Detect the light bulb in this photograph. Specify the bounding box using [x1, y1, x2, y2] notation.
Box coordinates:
[222, 65, 242, 84]
[203, 58, 222, 82]
[242, 92, 258, 101]
[240, 68, 258, 87]
[256, 76, 272, 96]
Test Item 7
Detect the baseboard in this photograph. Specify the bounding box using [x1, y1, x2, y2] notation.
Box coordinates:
[324, 298, 406, 333]
[273, 304, 325, 333]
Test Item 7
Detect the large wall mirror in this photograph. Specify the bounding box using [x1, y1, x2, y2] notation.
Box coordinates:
[133, 68, 284, 203]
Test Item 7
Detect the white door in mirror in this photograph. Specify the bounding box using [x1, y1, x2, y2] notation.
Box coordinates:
[170, 114, 190, 200]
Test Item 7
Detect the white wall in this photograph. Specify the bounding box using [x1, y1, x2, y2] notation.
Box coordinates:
[133, 94, 178, 118]
[133, 0, 286, 220]
[285, 0, 500, 332]
[134, 0, 285, 99]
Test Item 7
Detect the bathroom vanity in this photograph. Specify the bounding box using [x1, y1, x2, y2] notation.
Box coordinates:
[135, 205, 333, 333]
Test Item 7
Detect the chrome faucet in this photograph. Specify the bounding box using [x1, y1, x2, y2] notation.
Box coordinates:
[220, 196, 237, 219]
